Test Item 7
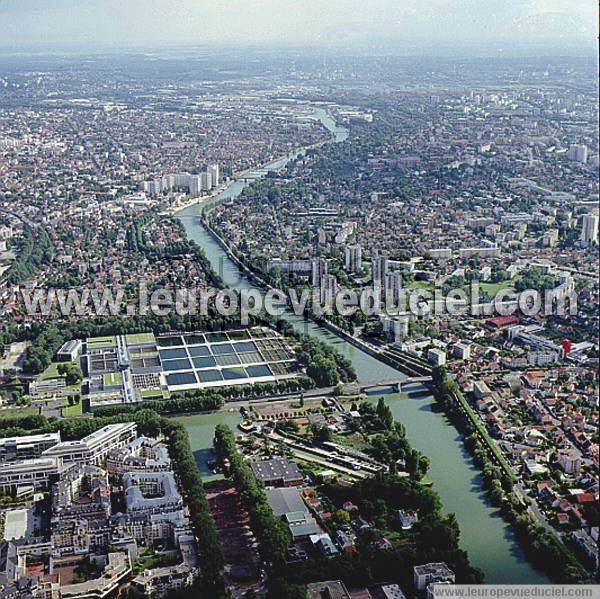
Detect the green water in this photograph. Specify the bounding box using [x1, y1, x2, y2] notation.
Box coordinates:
[173, 109, 549, 583]
[172, 410, 242, 481]
[385, 389, 548, 583]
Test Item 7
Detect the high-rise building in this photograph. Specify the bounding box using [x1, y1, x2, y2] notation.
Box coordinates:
[542, 229, 559, 248]
[568, 144, 588, 164]
[372, 256, 388, 287]
[316, 228, 327, 246]
[320, 274, 338, 306]
[311, 258, 327, 287]
[344, 245, 362, 273]
[580, 213, 599, 244]
[143, 180, 162, 196]
[189, 175, 202, 197]
[174, 172, 191, 188]
[200, 172, 212, 191]
[427, 348, 447, 367]
[384, 271, 403, 305]
[382, 316, 409, 343]
[161, 174, 176, 191]
[207, 164, 220, 187]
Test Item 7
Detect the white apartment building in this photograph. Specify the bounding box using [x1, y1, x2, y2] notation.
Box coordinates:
[311, 258, 328, 286]
[372, 256, 389, 286]
[568, 144, 588, 164]
[427, 348, 446, 367]
[344, 244, 362, 273]
[384, 271, 403, 305]
[413, 562, 455, 590]
[320, 274, 338, 306]
[452, 342, 471, 361]
[580, 213, 598, 244]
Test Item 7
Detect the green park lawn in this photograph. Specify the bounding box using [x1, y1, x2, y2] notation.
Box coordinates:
[140, 389, 170, 400]
[40, 361, 73, 381]
[408, 280, 434, 291]
[477, 281, 515, 296]
[62, 400, 83, 417]
[0, 406, 39, 420]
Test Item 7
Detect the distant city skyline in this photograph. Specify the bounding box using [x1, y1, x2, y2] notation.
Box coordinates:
[0, 0, 597, 54]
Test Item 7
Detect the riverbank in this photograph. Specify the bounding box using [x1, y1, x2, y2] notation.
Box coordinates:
[178, 212, 552, 583]
[199, 211, 577, 581]
[176, 110, 551, 583]
[170, 107, 341, 217]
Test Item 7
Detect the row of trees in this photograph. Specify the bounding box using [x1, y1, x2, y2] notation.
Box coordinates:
[93, 389, 225, 417]
[214, 424, 290, 569]
[93, 377, 317, 419]
[0, 411, 161, 443]
[432, 367, 588, 583]
[161, 419, 225, 590]
[209, 376, 316, 400]
[432, 366, 514, 478]
[0, 413, 52, 437]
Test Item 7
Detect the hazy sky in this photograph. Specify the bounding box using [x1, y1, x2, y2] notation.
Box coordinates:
[0, 0, 596, 52]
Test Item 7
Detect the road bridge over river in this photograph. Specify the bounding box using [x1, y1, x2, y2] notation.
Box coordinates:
[348, 376, 432, 393]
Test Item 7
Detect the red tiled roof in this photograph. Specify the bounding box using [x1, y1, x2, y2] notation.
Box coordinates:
[575, 493, 596, 504]
[485, 315, 520, 328]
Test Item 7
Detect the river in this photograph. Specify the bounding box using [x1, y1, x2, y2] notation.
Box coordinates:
[173, 107, 548, 584]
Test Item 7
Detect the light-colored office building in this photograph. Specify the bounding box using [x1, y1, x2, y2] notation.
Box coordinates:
[0, 457, 62, 492]
[0, 432, 61, 463]
[42, 422, 137, 466]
